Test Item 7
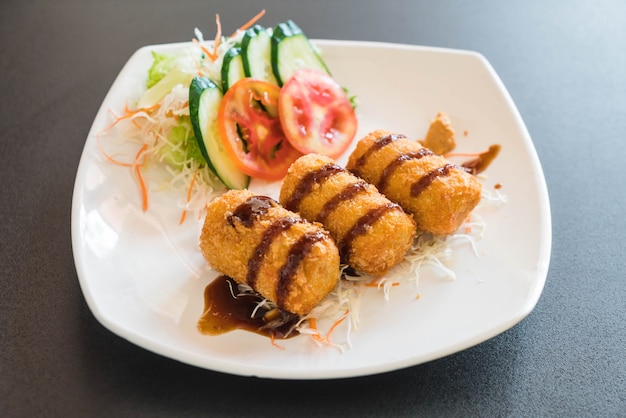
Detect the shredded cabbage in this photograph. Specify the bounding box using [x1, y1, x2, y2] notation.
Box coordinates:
[293, 187, 507, 352]
[98, 29, 247, 219]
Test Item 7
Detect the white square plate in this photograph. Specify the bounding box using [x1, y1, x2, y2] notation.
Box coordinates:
[72, 40, 551, 379]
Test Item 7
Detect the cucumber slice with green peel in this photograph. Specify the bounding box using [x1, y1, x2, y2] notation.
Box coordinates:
[188, 76, 249, 190]
[241, 25, 278, 85]
[271, 20, 330, 86]
[220, 47, 246, 92]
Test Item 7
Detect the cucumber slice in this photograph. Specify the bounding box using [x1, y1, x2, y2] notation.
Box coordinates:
[241, 25, 278, 85]
[271, 20, 330, 86]
[189, 77, 249, 189]
[220, 47, 246, 92]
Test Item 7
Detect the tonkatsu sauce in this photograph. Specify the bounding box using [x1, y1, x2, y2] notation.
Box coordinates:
[377, 148, 434, 192]
[283, 163, 343, 211]
[410, 163, 456, 197]
[352, 133, 407, 173]
[228, 195, 276, 227]
[277, 231, 327, 306]
[461, 144, 502, 175]
[246, 217, 305, 288]
[338, 203, 401, 264]
[197, 275, 300, 339]
[315, 180, 369, 224]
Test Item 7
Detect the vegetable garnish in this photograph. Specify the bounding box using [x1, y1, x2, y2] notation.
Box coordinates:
[209, 14, 222, 61]
[178, 168, 199, 225]
[100, 101, 161, 138]
[133, 144, 149, 212]
[217, 78, 303, 180]
[279, 68, 358, 159]
[192, 38, 214, 62]
[297, 310, 349, 351]
[99, 11, 357, 222]
[230, 9, 267, 37]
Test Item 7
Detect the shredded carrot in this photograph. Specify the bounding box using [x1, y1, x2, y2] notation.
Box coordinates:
[194, 10, 265, 63]
[187, 49, 204, 76]
[178, 168, 199, 225]
[192, 38, 214, 60]
[210, 14, 222, 61]
[96, 100, 158, 212]
[324, 310, 349, 343]
[444, 151, 481, 158]
[178, 205, 188, 225]
[191, 14, 222, 62]
[307, 318, 326, 343]
[130, 118, 142, 130]
[306, 311, 349, 346]
[365, 279, 400, 288]
[132, 144, 149, 212]
[96, 135, 134, 167]
[135, 165, 148, 212]
[230, 9, 266, 37]
[270, 333, 286, 350]
[100, 101, 160, 135]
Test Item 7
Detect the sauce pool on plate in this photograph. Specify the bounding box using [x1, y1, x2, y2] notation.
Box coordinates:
[197, 275, 300, 340]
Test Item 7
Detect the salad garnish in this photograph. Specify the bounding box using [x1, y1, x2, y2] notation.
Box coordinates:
[97, 10, 357, 221]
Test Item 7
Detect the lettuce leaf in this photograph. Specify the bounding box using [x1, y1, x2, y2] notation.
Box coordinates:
[159, 117, 205, 168]
[146, 51, 177, 89]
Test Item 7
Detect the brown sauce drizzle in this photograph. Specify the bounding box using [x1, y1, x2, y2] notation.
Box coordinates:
[198, 275, 300, 340]
[246, 217, 305, 289]
[410, 163, 456, 197]
[461, 144, 502, 175]
[283, 163, 343, 212]
[276, 231, 327, 307]
[227, 195, 276, 227]
[338, 203, 400, 264]
[377, 148, 434, 192]
[351, 133, 406, 176]
[315, 180, 369, 224]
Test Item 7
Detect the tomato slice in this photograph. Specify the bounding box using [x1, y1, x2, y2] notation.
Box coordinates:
[217, 78, 303, 180]
[278, 68, 358, 159]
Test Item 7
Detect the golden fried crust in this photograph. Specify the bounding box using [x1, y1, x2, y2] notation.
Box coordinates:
[346, 130, 482, 235]
[199, 189, 340, 316]
[280, 154, 417, 277]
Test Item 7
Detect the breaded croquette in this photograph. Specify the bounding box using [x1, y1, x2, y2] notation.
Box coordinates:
[199, 189, 340, 316]
[280, 153, 417, 277]
[347, 130, 482, 236]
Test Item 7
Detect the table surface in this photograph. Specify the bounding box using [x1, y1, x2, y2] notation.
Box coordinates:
[2, 1, 625, 416]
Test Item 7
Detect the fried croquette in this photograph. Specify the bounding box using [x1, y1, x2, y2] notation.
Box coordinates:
[346, 130, 482, 236]
[199, 189, 340, 316]
[280, 153, 417, 277]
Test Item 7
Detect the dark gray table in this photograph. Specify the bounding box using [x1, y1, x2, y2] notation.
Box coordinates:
[2, 1, 624, 416]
